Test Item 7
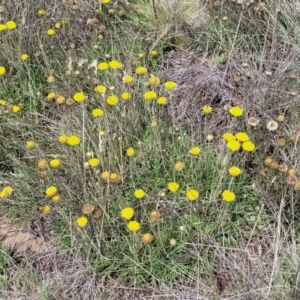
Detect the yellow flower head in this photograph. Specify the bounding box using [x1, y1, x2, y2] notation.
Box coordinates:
[46, 186, 58, 197]
[6, 20, 17, 29]
[88, 158, 100, 167]
[121, 92, 131, 100]
[235, 132, 249, 142]
[55, 22, 61, 29]
[167, 182, 179, 193]
[121, 207, 134, 220]
[222, 132, 236, 142]
[38, 9, 46, 16]
[12, 105, 21, 113]
[0, 24, 7, 31]
[123, 75, 133, 84]
[227, 140, 241, 152]
[98, 62, 109, 70]
[73, 92, 85, 102]
[50, 159, 61, 168]
[26, 140, 35, 149]
[47, 92, 56, 99]
[242, 141, 255, 152]
[229, 106, 243, 117]
[189, 146, 201, 156]
[186, 189, 199, 201]
[174, 161, 184, 171]
[52, 194, 61, 203]
[135, 66, 147, 75]
[38, 159, 48, 169]
[92, 108, 104, 118]
[126, 147, 135, 156]
[202, 105, 212, 114]
[41, 205, 51, 214]
[277, 114, 285, 122]
[0, 189, 9, 200]
[102, 0, 111, 3]
[76, 216, 88, 228]
[134, 189, 145, 199]
[95, 85, 106, 94]
[150, 50, 158, 57]
[148, 75, 160, 86]
[0, 66, 6, 75]
[106, 95, 118, 106]
[142, 233, 154, 244]
[149, 210, 161, 220]
[127, 220, 140, 232]
[67, 135, 80, 146]
[21, 54, 29, 61]
[222, 190, 235, 202]
[0, 99, 6, 105]
[157, 97, 167, 105]
[47, 29, 55, 36]
[164, 81, 177, 90]
[58, 135, 68, 143]
[228, 166, 241, 177]
[144, 91, 157, 100]
[109, 60, 122, 69]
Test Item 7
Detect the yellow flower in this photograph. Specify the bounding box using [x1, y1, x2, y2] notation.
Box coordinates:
[98, 62, 109, 70]
[222, 132, 236, 142]
[123, 75, 133, 83]
[12, 105, 20, 113]
[55, 22, 61, 29]
[148, 74, 160, 86]
[157, 97, 167, 105]
[106, 95, 118, 106]
[174, 161, 184, 171]
[110, 173, 120, 183]
[235, 132, 249, 142]
[0, 100, 6, 105]
[47, 29, 55, 36]
[135, 66, 147, 75]
[186, 189, 199, 201]
[149, 210, 161, 220]
[134, 189, 145, 199]
[127, 220, 140, 232]
[167, 182, 179, 193]
[58, 135, 68, 143]
[109, 60, 122, 69]
[41, 205, 51, 214]
[222, 190, 235, 202]
[26, 141, 35, 149]
[3, 186, 12, 195]
[67, 135, 80, 146]
[38, 159, 48, 169]
[277, 114, 285, 122]
[164, 81, 177, 90]
[150, 50, 158, 57]
[126, 147, 135, 156]
[121, 92, 131, 100]
[50, 159, 61, 168]
[102, 0, 111, 3]
[0, 189, 9, 200]
[92, 108, 104, 118]
[73, 92, 85, 102]
[101, 171, 110, 181]
[47, 92, 56, 99]
[0, 66, 6, 75]
[57, 96, 65, 104]
[52, 194, 61, 203]
[242, 141, 255, 152]
[227, 140, 241, 152]
[228, 166, 241, 177]
[189, 147, 201, 156]
[202, 105, 212, 114]
[76, 216, 88, 228]
[38, 9, 46, 16]
[95, 85, 106, 94]
[229, 106, 243, 117]
[6, 20, 17, 29]
[88, 158, 100, 167]
[46, 186, 58, 197]
[0, 24, 7, 31]
[142, 233, 153, 244]
[144, 91, 157, 100]
[121, 207, 134, 220]
[21, 54, 29, 61]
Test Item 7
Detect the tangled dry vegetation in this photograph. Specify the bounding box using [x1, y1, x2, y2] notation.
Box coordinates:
[0, 0, 300, 299]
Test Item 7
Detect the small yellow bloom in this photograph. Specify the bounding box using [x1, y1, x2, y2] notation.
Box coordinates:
[235, 132, 249, 142]
[222, 190, 235, 202]
[46, 186, 58, 197]
[164, 81, 177, 90]
[95, 85, 106, 94]
[58, 135, 68, 143]
[123, 75, 133, 83]
[229, 106, 243, 117]
[186, 189, 199, 201]
[142, 233, 153, 244]
[50, 159, 61, 168]
[151, 121, 157, 127]
[73, 92, 85, 102]
[38, 159, 48, 169]
[106, 95, 118, 106]
[26, 141, 35, 149]
[0, 189, 9, 200]
[55, 22, 61, 29]
[38, 9, 46, 16]
[102, 0, 111, 3]
[127, 220, 140, 232]
[0, 66, 6, 75]
[202, 105, 212, 114]
[52, 194, 61, 203]
[242, 141, 255, 152]
[148, 75, 160, 86]
[67, 135, 80, 146]
[47, 92, 56, 99]
[21, 54, 29, 61]
[174, 162, 184, 171]
[47, 29, 55, 36]
[92, 108, 104, 118]
[101, 171, 110, 181]
[6, 20, 17, 29]
[150, 50, 158, 57]
[189, 147, 201, 156]
[98, 62, 109, 70]
[228, 166, 241, 177]
[121, 92, 131, 100]
[41, 205, 51, 214]
[109, 60, 122, 69]
[0, 24, 7, 31]
[149, 210, 161, 220]
[227, 140, 241, 152]
[135, 66, 147, 75]
[109, 173, 120, 183]
[222, 132, 236, 142]
[126, 147, 135, 156]
[157, 97, 167, 105]
[144, 91, 157, 100]
[134, 189, 145, 199]
[277, 114, 285, 122]
[76, 216, 88, 228]
[12, 105, 21, 113]
[167, 182, 180, 193]
[88, 158, 100, 167]
[0, 99, 6, 105]
[121, 207, 134, 220]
